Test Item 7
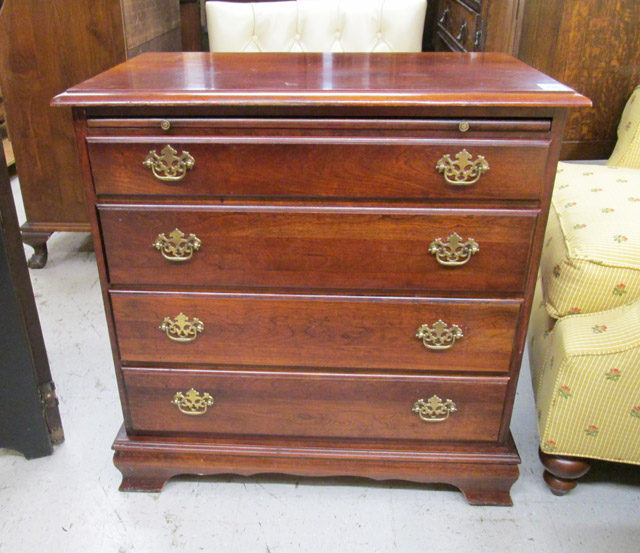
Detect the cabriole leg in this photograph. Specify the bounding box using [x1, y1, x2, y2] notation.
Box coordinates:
[21, 230, 52, 269]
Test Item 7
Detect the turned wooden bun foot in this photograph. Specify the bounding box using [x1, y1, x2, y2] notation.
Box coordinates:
[539, 448, 590, 496]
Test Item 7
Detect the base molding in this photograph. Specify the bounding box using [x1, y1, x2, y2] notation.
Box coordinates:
[112, 426, 520, 506]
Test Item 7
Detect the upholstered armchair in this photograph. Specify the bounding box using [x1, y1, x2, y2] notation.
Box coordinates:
[206, 0, 428, 53]
[528, 85, 640, 494]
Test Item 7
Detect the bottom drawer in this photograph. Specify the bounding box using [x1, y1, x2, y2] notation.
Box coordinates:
[123, 368, 508, 442]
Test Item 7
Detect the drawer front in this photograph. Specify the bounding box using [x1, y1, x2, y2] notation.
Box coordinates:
[111, 292, 521, 373]
[87, 138, 549, 200]
[100, 206, 537, 293]
[123, 367, 509, 442]
[437, 0, 481, 52]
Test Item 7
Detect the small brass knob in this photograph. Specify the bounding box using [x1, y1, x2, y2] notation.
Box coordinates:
[458, 121, 470, 132]
[160, 120, 171, 131]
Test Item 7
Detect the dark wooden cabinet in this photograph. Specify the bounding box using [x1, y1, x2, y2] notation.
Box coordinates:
[0, 135, 62, 458]
[430, 0, 524, 54]
[0, 0, 181, 268]
[55, 52, 588, 505]
[517, 0, 640, 159]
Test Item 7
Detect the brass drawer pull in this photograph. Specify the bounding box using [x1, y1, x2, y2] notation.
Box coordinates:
[159, 312, 204, 342]
[436, 149, 489, 186]
[171, 388, 214, 415]
[416, 320, 463, 350]
[429, 232, 479, 266]
[153, 228, 201, 262]
[412, 395, 457, 422]
[143, 144, 195, 181]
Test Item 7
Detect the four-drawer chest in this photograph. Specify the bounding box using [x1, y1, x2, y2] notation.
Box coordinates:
[54, 52, 589, 505]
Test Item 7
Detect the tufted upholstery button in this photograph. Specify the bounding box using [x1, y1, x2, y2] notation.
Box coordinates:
[207, 0, 427, 53]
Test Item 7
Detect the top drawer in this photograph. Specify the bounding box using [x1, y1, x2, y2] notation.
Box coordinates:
[86, 119, 551, 201]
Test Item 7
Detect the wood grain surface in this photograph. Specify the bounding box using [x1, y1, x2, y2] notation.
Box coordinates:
[111, 291, 521, 373]
[122, 0, 180, 54]
[88, 135, 551, 201]
[113, 425, 521, 505]
[100, 205, 537, 293]
[122, 367, 509, 442]
[517, 0, 639, 159]
[0, 0, 125, 227]
[53, 52, 590, 109]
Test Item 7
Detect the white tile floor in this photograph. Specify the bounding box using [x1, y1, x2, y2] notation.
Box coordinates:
[1, 175, 638, 553]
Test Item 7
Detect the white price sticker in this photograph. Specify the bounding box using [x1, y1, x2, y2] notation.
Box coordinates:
[537, 83, 571, 91]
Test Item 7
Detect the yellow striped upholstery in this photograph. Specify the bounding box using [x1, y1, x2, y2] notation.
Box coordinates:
[529, 289, 640, 465]
[528, 274, 556, 395]
[528, 87, 640, 468]
[608, 85, 640, 169]
[540, 162, 640, 318]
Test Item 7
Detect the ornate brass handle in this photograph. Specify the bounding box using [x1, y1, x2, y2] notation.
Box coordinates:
[429, 232, 479, 267]
[436, 149, 489, 186]
[159, 312, 204, 342]
[153, 228, 201, 262]
[143, 144, 195, 181]
[412, 395, 457, 422]
[416, 320, 463, 350]
[171, 388, 214, 415]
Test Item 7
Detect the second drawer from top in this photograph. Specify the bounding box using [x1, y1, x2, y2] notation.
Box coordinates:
[99, 205, 537, 293]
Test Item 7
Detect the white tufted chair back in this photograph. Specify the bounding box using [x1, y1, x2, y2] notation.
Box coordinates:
[206, 0, 427, 53]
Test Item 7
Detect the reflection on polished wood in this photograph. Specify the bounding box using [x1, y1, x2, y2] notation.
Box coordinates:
[53, 52, 590, 109]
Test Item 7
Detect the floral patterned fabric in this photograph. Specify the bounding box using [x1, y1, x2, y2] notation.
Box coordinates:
[540, 162, 640, 318]
[528, 88, 640, 466]
[608, 85, 640, 169]
[529, 289, 640, 465]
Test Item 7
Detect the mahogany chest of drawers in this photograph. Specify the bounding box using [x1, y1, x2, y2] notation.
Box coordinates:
[55, 52, 588, 505]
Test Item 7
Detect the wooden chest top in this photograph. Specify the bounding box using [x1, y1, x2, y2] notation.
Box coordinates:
[53, 52, 589, 109]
